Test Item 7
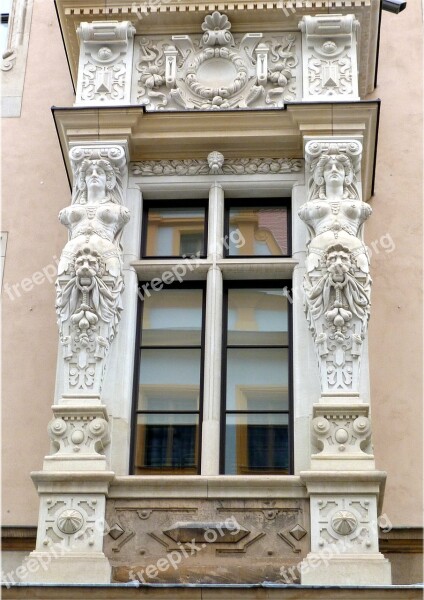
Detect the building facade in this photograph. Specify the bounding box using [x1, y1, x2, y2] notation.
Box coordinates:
[1, 0, 423, 598]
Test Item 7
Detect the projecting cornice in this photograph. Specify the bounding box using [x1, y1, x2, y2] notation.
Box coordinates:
[55, 0, 380, 99]
[52, 101, 379, 200]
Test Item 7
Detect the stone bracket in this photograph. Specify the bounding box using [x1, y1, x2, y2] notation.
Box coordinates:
[76, 21, 136, 105]
[299, 14, 360, 101]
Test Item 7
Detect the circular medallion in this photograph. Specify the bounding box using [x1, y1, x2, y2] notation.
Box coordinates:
[331, 510, 357, 536]
[57, 509, 84, 534]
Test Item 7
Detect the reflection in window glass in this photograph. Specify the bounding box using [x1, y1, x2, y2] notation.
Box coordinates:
[228, 206, 288, 256]
[135, 414, 198, 474]
[227, 288, 288, 345]
[225, 413, 289, 474]
[134, 286, 204, 474]
[145, 207, 206, 257]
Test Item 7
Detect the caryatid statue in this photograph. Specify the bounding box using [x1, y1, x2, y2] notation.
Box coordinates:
[299, 140, 371, 394]
[56, 146, 130, 395]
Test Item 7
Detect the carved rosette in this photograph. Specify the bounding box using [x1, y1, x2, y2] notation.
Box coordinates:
[76, 21, 136, 105]
[56, 145, 130, 396]
[134, 12, 300, 110]
[299, 15, 360, 101]
[299, 140, 371, 395]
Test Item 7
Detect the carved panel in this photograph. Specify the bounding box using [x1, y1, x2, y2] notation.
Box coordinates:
[36, 495, 106, 553]
[310, 496, 379, 554]
[299, 15, 359, 101]
[131, 155, 303, 177]
[131, 12, 301, 111]
[105, 498, 309, 584]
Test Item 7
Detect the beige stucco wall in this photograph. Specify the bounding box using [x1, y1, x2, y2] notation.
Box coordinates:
[1, 1, 423, 530]
[1, 0, 74, 525]
[366, 3, 423, 527]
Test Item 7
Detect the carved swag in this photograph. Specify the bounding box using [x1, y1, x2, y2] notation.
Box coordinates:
[299, 140, 371, 393]
[56, 146, 130, 395]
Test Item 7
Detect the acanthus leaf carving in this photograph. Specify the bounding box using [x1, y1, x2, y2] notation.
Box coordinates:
[299, 140, 371, 394]
[56, 145, 130, 396]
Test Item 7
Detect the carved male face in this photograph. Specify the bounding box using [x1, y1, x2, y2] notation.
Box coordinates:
[85, 163, 107, 193]
[326, 248, 352, 282]
[323, 157, 345, 186]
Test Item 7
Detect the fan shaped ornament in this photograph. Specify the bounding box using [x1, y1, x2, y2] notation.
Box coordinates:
[56, 509, 84, 534]
[331, 510, 358, 536]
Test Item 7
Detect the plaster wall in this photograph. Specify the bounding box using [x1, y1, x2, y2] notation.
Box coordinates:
[1, 0, 74, 525]
[366, 3, 423, 527]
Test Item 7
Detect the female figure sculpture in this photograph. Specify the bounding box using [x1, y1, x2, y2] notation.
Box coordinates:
[56, 148, 130, 393]
[299, 142, 371, 393]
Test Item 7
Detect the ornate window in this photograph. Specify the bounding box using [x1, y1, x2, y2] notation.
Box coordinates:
[131, 183, 293, 475]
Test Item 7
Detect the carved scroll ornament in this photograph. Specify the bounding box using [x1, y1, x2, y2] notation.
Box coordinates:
[56, 146, 130, 395]
[299, 140, 371, 394]
[135, 11, 300, 111]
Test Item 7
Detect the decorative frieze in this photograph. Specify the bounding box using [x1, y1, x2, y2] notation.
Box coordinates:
[56, 145, 130, 397]
[131, 155, 303, 177]
[299, 14, 359, 101]
[76, 21, 135, 105]
[132, 12, 301, 110]
[299, 139, 371, 395]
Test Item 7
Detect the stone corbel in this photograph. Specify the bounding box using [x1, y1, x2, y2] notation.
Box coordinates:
[76, 21, 136, 105]
[299, 14, 360, 101]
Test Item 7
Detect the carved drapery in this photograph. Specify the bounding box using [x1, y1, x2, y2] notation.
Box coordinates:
[56, 145, 130, 397]
[299, 139, 371, 395]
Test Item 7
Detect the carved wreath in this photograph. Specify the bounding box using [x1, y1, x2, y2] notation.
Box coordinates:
[186, 47, 248, 100]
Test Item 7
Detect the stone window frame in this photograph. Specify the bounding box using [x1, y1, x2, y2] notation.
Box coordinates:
[114, 168, 315, 477]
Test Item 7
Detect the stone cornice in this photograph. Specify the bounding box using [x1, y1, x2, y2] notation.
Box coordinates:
[55, 0, 380, 99]
[52, 101, 379, 200]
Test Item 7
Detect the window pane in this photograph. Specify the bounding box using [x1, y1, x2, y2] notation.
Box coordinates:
[145, 207, 205, 257]
[228, 206, 288, 256]
[138, 349, 201, 410]
[226, 348, 288, 411]
[227, 288, 288, 345]
[225, 413, 289, 474]
[134, 414, 198, 474]
[141, 289, 203, 346]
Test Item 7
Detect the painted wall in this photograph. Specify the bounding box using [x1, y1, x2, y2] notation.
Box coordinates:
[1, 0, 74, 525]
[1, 0, 422, 529]
[366, 3, 423, 527]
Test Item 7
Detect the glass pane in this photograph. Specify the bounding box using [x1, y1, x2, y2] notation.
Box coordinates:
[134, 414, 198, 474]
[228, 288, 288, 345]
[138, 348, 201, 411]
[141, 289, 203, 346]
[228, 206, 288, 256]
[226, 348, 288, 411]
[145, 207, 205, 257]
[225, 413, 289, 474]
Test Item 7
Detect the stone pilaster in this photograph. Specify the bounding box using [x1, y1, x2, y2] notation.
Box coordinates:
[298, 137, 391, 584]
[29, 143, 131, 583]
